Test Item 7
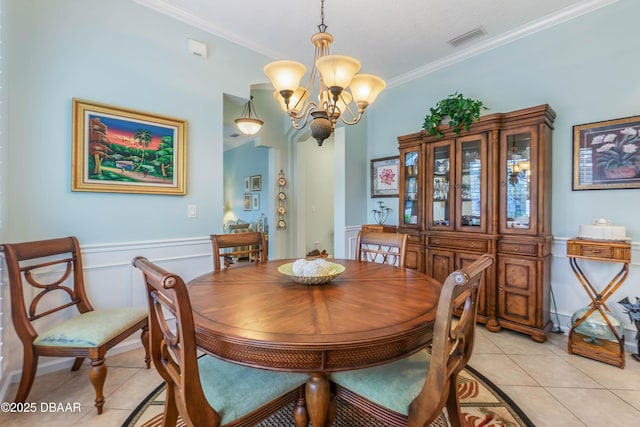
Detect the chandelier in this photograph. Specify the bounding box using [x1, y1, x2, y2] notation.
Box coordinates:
[264, 0, 386, 146]
[235, 95, 264, 136]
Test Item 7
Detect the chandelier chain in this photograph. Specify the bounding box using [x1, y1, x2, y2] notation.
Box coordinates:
[317, 0, 327, 33]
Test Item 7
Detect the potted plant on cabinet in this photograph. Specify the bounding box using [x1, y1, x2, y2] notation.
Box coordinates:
[423, 92, 487, 138]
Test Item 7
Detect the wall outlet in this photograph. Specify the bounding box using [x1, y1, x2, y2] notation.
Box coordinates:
[187, 204, 197, 218]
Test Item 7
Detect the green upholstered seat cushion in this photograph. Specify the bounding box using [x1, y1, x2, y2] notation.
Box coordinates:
[198, 355, 308, 424]
[33, 307, 147, 347]
[330, 349, 431, 416]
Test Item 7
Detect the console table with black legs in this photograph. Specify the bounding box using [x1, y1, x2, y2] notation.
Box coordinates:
[566, 238, 631, 368]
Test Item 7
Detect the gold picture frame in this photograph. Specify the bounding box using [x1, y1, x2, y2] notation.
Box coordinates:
[72, 98, 187, 195]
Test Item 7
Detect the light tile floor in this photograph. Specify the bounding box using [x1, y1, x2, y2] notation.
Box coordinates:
[1, 328, 639, 426]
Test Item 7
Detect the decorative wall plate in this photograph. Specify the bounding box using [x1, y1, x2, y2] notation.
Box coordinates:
[278, 192, 287, 200]
[278, 177, 287, 186]
[277, 205, 287, 215]
[278, 219, 286, 229]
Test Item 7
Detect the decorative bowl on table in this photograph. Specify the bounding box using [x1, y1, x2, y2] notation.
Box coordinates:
[278, 259, 345, 285]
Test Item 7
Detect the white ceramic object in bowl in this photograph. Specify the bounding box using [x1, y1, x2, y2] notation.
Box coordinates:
[277, 261, 345, 285]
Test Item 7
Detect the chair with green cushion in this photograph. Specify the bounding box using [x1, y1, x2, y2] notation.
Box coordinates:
[132, 256, 309, 427]
[331, 254, 494, 427]
[1, 236, 150, 414]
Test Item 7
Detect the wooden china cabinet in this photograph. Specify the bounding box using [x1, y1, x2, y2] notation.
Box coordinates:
[397, 104, 555, 342]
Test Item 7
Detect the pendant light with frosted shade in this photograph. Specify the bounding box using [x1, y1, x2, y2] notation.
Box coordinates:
[234, 95, 264, 136]
[263, 0, 385, 146]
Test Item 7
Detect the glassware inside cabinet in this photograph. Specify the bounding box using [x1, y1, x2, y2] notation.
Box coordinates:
[432, 145, 450, 227]
[460, 140, 482, 227]
[403, 151, 419, 225]
[506, 132, 531, 230]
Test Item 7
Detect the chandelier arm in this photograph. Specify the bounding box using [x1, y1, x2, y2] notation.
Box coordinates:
[289, 101, 320, 130]
[338, 98, 366, 126]
[338, 111, 364, 126]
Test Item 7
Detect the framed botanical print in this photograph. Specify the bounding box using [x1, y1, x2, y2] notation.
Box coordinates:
[371, 156, 400, 197]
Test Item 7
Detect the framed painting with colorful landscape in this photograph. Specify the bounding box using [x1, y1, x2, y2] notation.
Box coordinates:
[72, 98, 187, 195]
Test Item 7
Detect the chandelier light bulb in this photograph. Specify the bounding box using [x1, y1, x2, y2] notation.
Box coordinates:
[315, 54, 361, 89]
[263, 60, 307, 94]
[350, 74, 386, 106]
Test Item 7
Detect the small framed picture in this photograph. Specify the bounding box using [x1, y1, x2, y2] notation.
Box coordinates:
[244, 176, 251, 192]
[252, 193, 260, 210]
[573, 114, 640, 190]
[251, 175, 262, 191]
[243, 193, 251, 211]
[371, 156, 400, 197]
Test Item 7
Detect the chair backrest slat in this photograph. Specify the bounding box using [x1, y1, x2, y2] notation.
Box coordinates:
[210, 231, 267, 270]
[1, 236, 94, 341]
[355, 230, 408, 268]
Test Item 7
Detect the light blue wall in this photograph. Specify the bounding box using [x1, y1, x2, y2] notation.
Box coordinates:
[3, 0, 271, 244]
[366, 0, 640, 238]
[223, 141, 269, 227]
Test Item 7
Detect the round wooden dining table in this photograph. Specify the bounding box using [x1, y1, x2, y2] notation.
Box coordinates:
[187, 258, 442, 427]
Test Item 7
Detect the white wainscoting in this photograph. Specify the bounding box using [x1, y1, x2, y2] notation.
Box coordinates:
[344, 225, 361, 260]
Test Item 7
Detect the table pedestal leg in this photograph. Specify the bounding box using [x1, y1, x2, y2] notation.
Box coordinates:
[305, 373, 330, 427]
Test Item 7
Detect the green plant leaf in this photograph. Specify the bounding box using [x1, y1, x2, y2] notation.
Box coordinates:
[422, 93, 487, 137]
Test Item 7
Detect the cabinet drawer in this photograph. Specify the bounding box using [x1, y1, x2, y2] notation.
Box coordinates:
[429, 236, 487, 252]
[499, 241, 537, 256]
[406, 234, 423, 244]
[566, 239, 631, 262]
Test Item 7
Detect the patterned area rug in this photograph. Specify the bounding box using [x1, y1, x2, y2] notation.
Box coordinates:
[122, 366, 533, 426]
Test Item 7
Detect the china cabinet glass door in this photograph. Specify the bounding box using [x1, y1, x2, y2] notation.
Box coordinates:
[501, 127, 537, 234]
[457, 137, 484, 231]
[402, 149, 420, 226]
[507, 133, 530, 227]
[430, 142, 452, 229]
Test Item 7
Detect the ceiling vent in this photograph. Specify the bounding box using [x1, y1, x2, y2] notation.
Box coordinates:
[448, 27, 487, 47]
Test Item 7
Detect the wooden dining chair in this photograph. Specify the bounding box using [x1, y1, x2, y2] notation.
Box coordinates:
[132, 256, 308, 427]
[210, 231, 267, 270]
[1, 236, 150, 414]
[355, 230, 408, 268]
[331, 254, 494, 427]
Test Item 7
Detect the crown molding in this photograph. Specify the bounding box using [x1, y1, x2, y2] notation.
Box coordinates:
[134, 0, 619, 88]
[387, 0, 619, 88]
[132, 0, 283, 59]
